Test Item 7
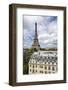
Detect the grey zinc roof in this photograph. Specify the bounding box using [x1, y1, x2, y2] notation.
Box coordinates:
[30, 51, 57, 63]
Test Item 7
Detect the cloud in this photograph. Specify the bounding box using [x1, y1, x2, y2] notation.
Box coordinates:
[23, 15, 57, 48]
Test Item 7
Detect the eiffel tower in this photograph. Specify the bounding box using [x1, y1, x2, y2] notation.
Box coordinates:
[32, 22, 40, 50]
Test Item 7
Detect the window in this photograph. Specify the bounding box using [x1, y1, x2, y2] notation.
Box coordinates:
[33, 70, 34, 73]
[52, 67, 55, 71]
[48, 62, 50, 64]
[30, 65, 31, 67]
[40, 65, 43, 68]
[45, 66, 47, 69]
[48, 66, 50, 70]
[30, 69, 31, 71]
[52, 62, 54, 64]
[48, 57, 50, 59]
[36, 65, 37, 68]
[40, 71, 41, 73]
[45, 71, 47, 74]
[55, 57, 57, 60]
[33, 65, 34, 68]
[45, 57, 46, 59]
[49, 71, 51, 74]
[56, 62, 57, 65]
[45, 62, 46, 64]
[36, 70, 37, 72]
[30, 61, 31, 63]
[52, 57, 53, 59]
[40, 71, 43, 73]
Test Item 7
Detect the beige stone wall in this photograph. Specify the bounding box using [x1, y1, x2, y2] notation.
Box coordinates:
[28, 62, 57, 74]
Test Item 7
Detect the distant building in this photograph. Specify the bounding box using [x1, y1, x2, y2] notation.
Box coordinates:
[28, 51, 57, 74]
[32, 22, 40, 50]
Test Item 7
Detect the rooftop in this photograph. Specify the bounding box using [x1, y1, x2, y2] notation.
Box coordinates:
[30, 51, 57, 63]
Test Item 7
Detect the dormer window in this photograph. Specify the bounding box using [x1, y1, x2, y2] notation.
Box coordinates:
[48, 57, 50, 59]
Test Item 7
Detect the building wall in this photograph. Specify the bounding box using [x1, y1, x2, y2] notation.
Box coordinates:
[28, 59, 57, 74]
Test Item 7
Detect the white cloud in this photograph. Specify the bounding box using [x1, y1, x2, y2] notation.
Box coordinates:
[38, 33, 49, 39]
[23, 15, 57, 48]
[48, 20, 57, 34]
[24, 15, 44, 24]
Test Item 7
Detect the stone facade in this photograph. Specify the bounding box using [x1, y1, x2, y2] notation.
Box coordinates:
[28, 51, 57, 74]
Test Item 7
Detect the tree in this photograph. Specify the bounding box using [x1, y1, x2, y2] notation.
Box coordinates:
[23, 48, 34, 74]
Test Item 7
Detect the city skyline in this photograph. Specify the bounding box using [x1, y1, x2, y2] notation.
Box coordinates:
[23, 15, 57, 49]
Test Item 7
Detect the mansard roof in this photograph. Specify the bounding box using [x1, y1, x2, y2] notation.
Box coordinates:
[30, 51, 57, 63]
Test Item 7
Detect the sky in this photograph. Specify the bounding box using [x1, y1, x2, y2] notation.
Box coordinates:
[23, 15, 57, 49]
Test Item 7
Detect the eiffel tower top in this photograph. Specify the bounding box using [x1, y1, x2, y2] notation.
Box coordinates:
[32, 22, 40, 50]
[35, 22, 38, 40]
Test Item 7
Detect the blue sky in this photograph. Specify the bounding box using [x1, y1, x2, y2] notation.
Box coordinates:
[23, 15, 57, 48]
